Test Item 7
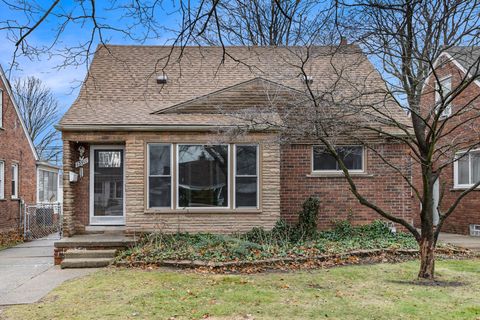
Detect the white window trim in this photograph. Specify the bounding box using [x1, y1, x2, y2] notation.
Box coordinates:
[233, 144, 260, 209]
[147, 143, 173, 209]
[435, 75, 452, 119]
[176, 144, 231, 210]
[0, 160, 4, 199]
[312, 145, 365, 174]
[453, 149, 480, 189]
[11, 163, 18, 199]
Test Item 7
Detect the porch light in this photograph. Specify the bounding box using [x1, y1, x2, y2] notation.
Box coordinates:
[157, 74, 168, 84]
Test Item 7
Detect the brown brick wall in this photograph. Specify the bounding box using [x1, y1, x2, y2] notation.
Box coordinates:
[62, 131, 280, 235]
[0, 77, 37, 234]
[415, 58, 480, 234]
[280, 143, 413, 230]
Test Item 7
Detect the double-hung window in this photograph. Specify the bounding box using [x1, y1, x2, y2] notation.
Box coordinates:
[313, 146, 364, 173]
[454, 150, 480, 188]
[435, 76, 452, 119]
[11, 163, 18, 199]
[0, 161, 4, 199]
[148, 144, 172, 208]
[235, 145, 259, 208]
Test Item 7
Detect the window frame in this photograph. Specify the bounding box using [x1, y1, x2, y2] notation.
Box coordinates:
[0, 160, 4, 199]
[435, 75, 452, 120]
[453, 149, 480, 189]
[37, 168, 59, 203]
[312, 145, 365, 174]
[11, 163, 18, 199]
[234, 144, 260, 209]
[176, 144, 231, 210]
[147, 143, 173, 209]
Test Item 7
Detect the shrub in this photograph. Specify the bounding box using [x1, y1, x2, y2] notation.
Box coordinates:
[116, 220, 418, 264]
[297, 196, 320, 239]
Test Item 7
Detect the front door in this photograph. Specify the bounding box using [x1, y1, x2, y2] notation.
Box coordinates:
[90, 146, 125, 225]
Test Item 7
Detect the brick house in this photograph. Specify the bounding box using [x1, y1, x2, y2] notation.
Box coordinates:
[416, 47, 480, 235]
[0, 64, 63, 237]
[58, 45, 414, 236]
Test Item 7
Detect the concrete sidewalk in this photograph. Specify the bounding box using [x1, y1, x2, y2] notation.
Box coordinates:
[438, 232, 480, 252]
[0, 238, 97, 307]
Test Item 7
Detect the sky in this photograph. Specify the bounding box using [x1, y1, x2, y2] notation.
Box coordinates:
[0, 1, 181, 115]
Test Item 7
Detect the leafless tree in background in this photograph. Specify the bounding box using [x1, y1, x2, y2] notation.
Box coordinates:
[1, 0, 480, 279]
[14, 77, 61, 162]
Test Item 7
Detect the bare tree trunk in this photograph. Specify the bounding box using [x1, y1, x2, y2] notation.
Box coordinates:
[418, 233, 435, 279]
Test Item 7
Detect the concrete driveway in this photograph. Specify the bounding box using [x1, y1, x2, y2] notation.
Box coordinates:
[439, 232, 480, 252]
[0, 237, 96, 307]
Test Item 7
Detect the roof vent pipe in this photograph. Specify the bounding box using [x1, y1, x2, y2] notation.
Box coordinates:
[157, 74, 168, 84]
[303, 75, 313, 85]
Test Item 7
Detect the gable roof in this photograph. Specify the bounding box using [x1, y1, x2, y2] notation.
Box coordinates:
[153, 77, 307, 114]
[445, 46, 480, 73]
[58, 45, 407, 131]
[0, 64, 39, 161]
[437, 46, 480, 88]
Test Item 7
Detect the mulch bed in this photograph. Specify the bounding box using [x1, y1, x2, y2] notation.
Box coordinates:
[114, 247, 474, 274]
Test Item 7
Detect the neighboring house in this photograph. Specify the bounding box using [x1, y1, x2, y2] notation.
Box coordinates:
[57, 45, 413, 237]
[0, 64, 61, 236]
[417, 47, 480, 235]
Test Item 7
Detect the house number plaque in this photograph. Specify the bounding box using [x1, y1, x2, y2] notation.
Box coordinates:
[75, 146, 89, 178]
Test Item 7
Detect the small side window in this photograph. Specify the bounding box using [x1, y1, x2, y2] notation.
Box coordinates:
[0, 161, 4, 199]
[11, 163, 18, 199]
[313, 146, 364, 172]
[435, 76, 452, 119]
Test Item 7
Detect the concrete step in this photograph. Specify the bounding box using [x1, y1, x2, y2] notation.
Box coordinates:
[65, 249, 117, 259]
[61, 258, 113, 269]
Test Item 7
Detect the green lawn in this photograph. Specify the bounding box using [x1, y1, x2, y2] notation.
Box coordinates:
[4, 259, 480, 320]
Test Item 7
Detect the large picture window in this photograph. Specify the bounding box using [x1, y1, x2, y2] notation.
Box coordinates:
[313, 146, 364, 172]
[148, 144, 172, 208]
[454, 150, 480, 188]
[235, 145, 258, 208]
[38, 169, 58, 203]
[177, 145, 229, 208]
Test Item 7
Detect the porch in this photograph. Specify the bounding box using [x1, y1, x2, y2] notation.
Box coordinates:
[54, 231, 137, 267]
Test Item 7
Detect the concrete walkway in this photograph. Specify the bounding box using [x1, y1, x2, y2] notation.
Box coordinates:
[0, 237, 97, 307]
[439, 232, 480, 252]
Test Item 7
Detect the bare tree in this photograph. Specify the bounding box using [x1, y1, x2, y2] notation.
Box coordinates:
[14, 77, 61, 162]
[176, 0, 480, 279]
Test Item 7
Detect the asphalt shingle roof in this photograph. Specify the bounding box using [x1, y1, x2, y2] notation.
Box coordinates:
[59, 45, 407, 129]
[445, 46, 480, 76]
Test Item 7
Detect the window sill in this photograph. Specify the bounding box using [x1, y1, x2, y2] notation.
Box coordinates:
[145, 208, 262, 214]
[307, 172, 374, 178]
[451, 187, 480, 191]
[11, 197, 19, 201]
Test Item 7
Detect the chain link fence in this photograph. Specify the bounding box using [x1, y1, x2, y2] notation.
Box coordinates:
[23, 203, 63, 240]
